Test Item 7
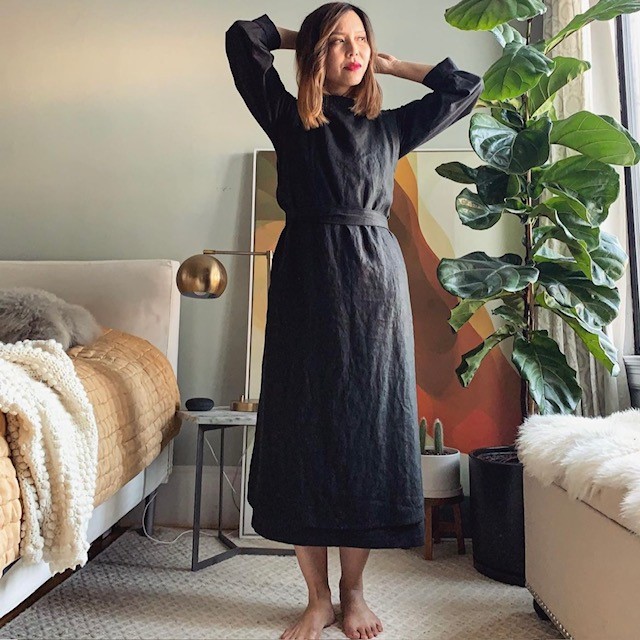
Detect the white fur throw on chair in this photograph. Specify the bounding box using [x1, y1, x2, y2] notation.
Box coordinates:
[0, 339, 98, 573]
[516, 408, 640, 534]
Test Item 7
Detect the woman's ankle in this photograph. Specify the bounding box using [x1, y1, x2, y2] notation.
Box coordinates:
[339, 577, 364, 593]
[308, 583, 332, 603]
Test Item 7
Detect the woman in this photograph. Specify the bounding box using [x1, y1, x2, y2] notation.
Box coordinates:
[225, 4, 482, 639]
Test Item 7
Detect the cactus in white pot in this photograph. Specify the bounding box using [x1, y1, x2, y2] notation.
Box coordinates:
[419, 417, 462, 498]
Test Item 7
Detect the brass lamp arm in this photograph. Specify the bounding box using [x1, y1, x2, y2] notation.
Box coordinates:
[203, 250, 273, 288]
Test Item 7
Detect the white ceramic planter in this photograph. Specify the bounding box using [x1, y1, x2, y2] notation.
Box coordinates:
[421, 447, 462, 498]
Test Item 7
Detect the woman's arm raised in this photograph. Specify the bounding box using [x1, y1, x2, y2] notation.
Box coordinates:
[375, 53, 434, 83]
[380, 55, 483, 158]
[225, 14, 294, 142]
[276, 26, 298, 50]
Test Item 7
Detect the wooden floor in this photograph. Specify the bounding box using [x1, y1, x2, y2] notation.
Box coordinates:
[0, 525, 129, 628]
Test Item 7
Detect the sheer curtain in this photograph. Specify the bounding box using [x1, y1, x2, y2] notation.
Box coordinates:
[537, 0, 632, 415]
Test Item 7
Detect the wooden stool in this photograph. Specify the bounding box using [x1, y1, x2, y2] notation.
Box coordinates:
[424, 493, 465, 560]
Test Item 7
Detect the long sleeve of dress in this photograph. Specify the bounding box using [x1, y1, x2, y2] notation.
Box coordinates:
[225, 14, 292, 142]
[391, 57, 483, 158]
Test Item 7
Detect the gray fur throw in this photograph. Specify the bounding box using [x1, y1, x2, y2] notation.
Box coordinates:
[0, 287, 102, 350]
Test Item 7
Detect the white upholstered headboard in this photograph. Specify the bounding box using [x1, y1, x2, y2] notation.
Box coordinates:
[0, 259, 180, 373]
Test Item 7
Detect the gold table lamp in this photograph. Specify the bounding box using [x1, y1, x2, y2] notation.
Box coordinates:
[176, 249, 273, 412]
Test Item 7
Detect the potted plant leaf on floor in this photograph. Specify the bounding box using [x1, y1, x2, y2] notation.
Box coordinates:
[435, 0, 640, 586]
[419, 417, 462, 498]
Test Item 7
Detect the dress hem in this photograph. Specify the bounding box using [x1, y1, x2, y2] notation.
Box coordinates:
[251, 511, 426, 549]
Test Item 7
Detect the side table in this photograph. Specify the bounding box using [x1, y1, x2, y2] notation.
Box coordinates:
[178, 407, 296, 571]
[424, 493, 466, 560]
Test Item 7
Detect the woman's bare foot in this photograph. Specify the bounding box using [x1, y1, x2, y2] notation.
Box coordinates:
[280, 589, 336, 640]
[339, 581, 383, 639]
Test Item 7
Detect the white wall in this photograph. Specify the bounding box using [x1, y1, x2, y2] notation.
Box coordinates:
[0, 0, 499, 524]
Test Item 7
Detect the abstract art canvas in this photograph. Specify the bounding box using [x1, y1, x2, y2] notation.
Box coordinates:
[240, 148, 523, 537]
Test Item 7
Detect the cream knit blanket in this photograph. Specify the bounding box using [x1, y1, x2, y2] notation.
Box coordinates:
[0, 339, 98, 574]
[517, 407, 640, 532]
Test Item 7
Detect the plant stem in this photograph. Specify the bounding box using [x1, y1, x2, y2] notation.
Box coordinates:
[521, 17, 536, 420]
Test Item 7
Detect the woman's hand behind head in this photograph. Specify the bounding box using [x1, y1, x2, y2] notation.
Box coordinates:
[374, 52, 399, 75]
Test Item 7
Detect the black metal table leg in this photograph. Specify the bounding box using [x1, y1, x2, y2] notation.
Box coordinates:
[190, 422, 296, 571]
[191, 424, 205, 571]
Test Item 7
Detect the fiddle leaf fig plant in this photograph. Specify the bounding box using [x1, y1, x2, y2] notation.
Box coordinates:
[437, 0, 640, 416]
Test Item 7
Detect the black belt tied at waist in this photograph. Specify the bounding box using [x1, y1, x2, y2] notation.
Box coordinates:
[285, 208, 389, 229]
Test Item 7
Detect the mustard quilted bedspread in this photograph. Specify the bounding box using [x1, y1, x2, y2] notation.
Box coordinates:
[0, 329, 181, 572]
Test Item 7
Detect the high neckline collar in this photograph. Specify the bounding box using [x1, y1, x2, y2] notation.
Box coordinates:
[323, 92, 355, 102]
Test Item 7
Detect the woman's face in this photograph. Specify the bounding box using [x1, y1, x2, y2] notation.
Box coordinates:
[323, 10, 371, 97]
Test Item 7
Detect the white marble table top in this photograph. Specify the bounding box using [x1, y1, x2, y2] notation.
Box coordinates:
[177, 406, 257, 425]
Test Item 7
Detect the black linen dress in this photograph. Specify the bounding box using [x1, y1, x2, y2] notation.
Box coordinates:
[225, 14, 482, 549]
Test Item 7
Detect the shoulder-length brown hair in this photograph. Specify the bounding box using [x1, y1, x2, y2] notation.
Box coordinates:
[295, 2, 383, 130]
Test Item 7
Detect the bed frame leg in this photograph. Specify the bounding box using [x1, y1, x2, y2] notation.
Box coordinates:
[141, 489, 158, 537]
[533, 598, 551, 621]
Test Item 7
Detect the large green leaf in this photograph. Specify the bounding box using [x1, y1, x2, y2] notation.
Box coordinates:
[532, 197, 600, 249]
[537, 292, 621, 374]
[545, 0, 640, 52]
[445, 0, 546, 31]
[503, 197, 530, 213]
[437, 252, 539, 298]
[534, 156, 620, 225]
[536, 261, 620, 328]
[481, 43, 555, 101]
[491, 23, 526, 47]
[491, 107, 525, 129]
[533, 227, 626, 288]
[470, 113, 551, 174]
[528, 57, 590, 117]
[532, 225, 595, 284]
[476, 166, 522, 203]
[562, 317, 620, 375]
[600, 115, 640, 164]
[456, 325, 517, 386]
[512, 331, 582, 414]
[550, 111, 640, 165]
[449, 298, 492, 331]
[491, 294, 527, 327]
[536, 190, 591, 224]
[437, 162, 521, 203]
[485, 99, 522, 112]
[456, 189, 505, 229]
[531, 222, 556, 249]
[590, 231, 628, 285]
[435, 162, 478, 184]
[530, 199, 626, 286]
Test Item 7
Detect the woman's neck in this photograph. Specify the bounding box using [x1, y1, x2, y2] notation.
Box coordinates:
[323, 89, 353, 98]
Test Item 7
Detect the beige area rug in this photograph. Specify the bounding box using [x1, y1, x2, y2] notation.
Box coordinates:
[0, 527, 562, 639]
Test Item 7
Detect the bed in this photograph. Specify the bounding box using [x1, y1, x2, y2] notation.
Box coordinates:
[0, 259, 182, 618]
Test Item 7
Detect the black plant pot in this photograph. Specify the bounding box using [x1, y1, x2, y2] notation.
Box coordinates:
[469, 445, 525, 587]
